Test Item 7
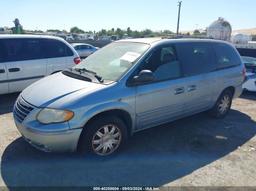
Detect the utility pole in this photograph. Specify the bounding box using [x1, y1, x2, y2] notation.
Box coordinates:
[176, 1, 182, 35]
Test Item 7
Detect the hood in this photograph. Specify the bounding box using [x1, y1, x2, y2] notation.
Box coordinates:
[22, 72, 105, 107]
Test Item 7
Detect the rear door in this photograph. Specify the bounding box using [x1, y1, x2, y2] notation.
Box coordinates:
[176, 42, 217, 114]
[4, 38, 47, 93]
[42, 39, 75, 74]
[212, 43, 243, 97]
[0, 40, 8, 94]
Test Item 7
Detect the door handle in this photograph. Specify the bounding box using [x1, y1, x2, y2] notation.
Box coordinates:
[0, 69, 5, 73]
[174, 87, 185, 95]
[188, 85, 197, 92]
[8, 68, 20, 72]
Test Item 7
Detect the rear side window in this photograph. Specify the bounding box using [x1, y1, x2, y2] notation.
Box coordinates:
[237, 48, 256, 58]
[42, 39, 74, 58]
[0, 40, 7, 63]
[0, 38, 44, 62]
[214, 43, 241, 69]
[176, 43, 216, 76]
[74, 45, 80, 50]
[81, 45, 91, 49]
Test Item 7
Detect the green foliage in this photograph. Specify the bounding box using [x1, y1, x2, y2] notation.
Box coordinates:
[70, 26, 85, 34]
[193, 29, 200, 35]
[68, 26, 175, 39]
[47, 29, 62, 33]
[95, 27, 174, 38]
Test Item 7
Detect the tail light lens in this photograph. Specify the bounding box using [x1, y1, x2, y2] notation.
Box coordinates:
[74, 57, 81, 65]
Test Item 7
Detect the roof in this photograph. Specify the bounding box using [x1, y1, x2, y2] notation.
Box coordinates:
[117, 38, 162, 44]
[0, 34, 63, 40]
[71, 43, 92, 46]
[117, 37, 232, 46]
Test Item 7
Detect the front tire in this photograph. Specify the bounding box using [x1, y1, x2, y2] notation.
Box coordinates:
[209, 90, 233, 118]
[78, 116, 127, 156]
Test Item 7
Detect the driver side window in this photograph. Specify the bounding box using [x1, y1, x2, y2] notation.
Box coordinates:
[143, 45, 181, 81]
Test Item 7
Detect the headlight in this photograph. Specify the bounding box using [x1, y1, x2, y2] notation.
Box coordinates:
[36, 108, 74, 124]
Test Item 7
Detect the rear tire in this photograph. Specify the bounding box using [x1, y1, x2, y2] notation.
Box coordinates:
[209, 90, 233, 118]
[78, 116, 128, 156]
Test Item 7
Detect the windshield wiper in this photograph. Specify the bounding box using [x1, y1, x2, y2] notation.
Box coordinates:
[69, 68, 104, 83]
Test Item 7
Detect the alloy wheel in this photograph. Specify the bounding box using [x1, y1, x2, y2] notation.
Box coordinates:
[91, 124, 122, 156]
[218, 95, 231, 114]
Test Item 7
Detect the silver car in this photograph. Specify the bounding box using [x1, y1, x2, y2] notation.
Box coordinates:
[13, 38, 245, 156]
[72, 43, 99, 58]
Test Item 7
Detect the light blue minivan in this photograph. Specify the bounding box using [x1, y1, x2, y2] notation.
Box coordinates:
[13, 38, 245, 156]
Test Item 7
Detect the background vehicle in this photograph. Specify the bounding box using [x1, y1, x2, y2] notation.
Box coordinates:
[65, 34, 74, 41]
[14, 39, 244, 156]
[0, 35, 80, 95]
[72, 43, 99, 58]
[241, 56, 256, 92]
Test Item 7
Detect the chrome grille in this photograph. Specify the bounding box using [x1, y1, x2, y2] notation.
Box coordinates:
[13, 97, 34, 123]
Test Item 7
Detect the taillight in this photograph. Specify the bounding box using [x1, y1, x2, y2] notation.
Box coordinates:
[74, 57, 81, 65]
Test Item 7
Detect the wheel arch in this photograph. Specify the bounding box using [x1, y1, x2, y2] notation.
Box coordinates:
[223, 86, 235, 97]
[77, 108, 134, 151]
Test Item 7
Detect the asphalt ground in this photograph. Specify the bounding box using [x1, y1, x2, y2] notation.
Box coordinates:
[0, 92, 256, 189]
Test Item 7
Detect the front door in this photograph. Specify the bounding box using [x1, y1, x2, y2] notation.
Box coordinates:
[134, 45, 186, 130]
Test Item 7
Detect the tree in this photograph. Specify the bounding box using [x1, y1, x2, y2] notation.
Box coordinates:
[116, 28, 124, 38]
[98, 29, 107, 36]
[130, 30, 141, 38]
[47, 29, 61, 33]
[127, 27, 132, 36]
[141, 29, 153, 37]
[70, 26, 85, 34]
[193, 29, 200, 35]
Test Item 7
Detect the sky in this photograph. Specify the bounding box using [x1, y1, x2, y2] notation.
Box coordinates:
[0, 0, 255, 32]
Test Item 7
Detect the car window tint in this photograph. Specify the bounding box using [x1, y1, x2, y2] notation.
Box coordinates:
[237, 48, 256, 58]
[42, 39, 73, 58]
[66, 45, 74, 56]
[25, 39, 43, 60]
[74, 45, 80, 50]
[1, 38, 43, 62]
[0, 40, 7, 62]
[176, 42, 216, 76]
[143, 45, 181, 81]
[81, 45, 90, 49]
[214, 43, 240, 69]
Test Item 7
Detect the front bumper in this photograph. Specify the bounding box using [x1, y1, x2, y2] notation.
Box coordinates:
[15, 120, 82, 152]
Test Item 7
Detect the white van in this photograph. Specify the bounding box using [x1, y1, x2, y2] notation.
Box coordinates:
[0, 35, 80, 95]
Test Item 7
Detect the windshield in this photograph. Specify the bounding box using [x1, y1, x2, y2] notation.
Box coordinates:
[242, 56, 256, 66]
[73, 42, 150, 82]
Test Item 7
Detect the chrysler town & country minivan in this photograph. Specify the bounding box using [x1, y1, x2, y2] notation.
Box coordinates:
[13, 38, 245, 156]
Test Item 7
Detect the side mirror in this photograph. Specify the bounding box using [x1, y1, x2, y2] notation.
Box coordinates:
[129, 70, 155, 86]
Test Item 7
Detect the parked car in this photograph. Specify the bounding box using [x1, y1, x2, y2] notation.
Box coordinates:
[72, 43, 99, 58]
[66, 35, 74, 41]
[14, 38, 245, 156]
[0, 35, 80, 95]
[242, 56, 256, 92]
